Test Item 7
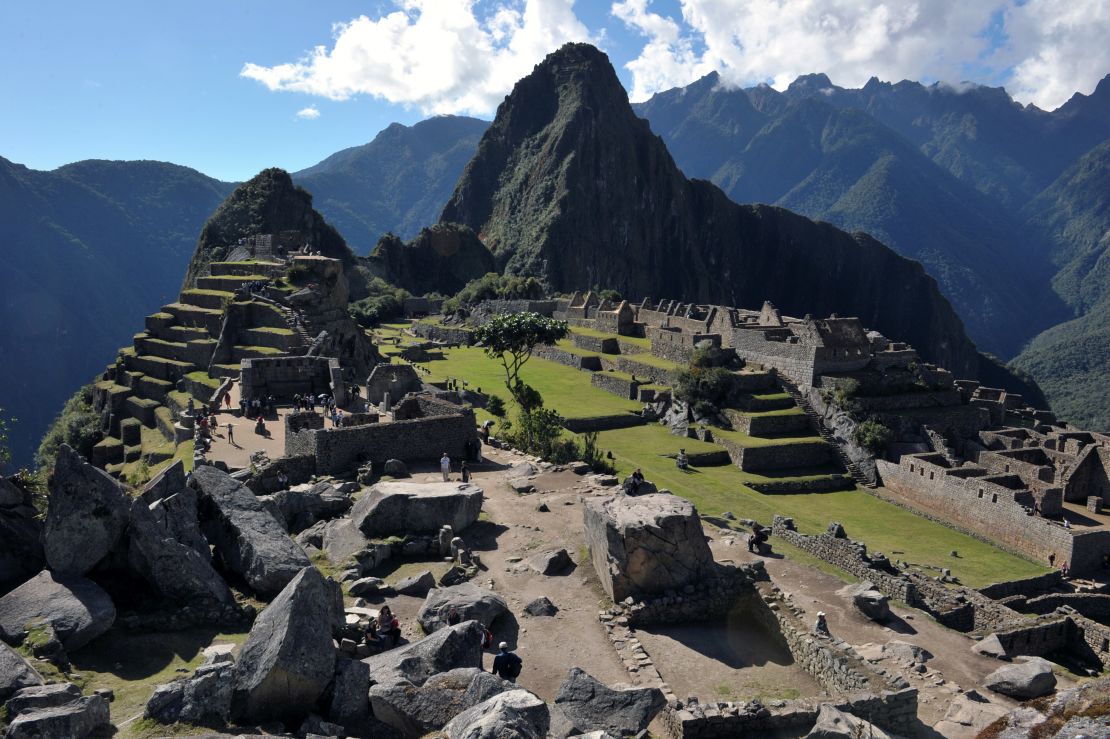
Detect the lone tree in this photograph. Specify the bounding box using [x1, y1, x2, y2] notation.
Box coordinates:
[473, 312, 568, 411]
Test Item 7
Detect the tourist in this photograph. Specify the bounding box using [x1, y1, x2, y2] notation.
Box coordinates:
[1049, 552, 1056, 567]
[1061, 561, 1070, 578]
[676, 449, 689, 470]
[814, 611, 830, 636]
[492, 642, 523, 682]
[223, 391, 231, 409]
[629, 468, 645, 494]
[226, 422, 235, 446]
[277, 470, 289, 489]
[379, 606, 401, 647]
[1063, 517, 1071, 530]
[447, 607, 461, 626]
[461, 462, 471, 484]
[255, 415, 266, 435]
[441, 452, 452, 482]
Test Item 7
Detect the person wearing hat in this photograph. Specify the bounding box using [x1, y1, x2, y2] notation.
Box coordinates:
[814, 611, 829, 636]
[492, 641, 523, 682]
[441, 451, 452, 482]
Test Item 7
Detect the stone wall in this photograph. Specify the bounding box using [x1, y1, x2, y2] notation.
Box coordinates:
[770, 518, 919, 604]
[535, 345, 602, 371]
[288, 408, 477, 475]
[365, 363, 423, 404]
[876, 458, 1110, 575]
[599, 355, 680, 383]
[719, 439, 831, 471]
[410, 322, 474, 345]
[1015, 593, 1110, 621]
[239, 356, 338, 401]
[590, 372, 640, 399]
[978, 571, 1066, 600]
[561, 414, 648, 433]
[747, 476, 854, 494]
[991, 617, 1072, 657]
[728, 411, 811, 436]
[571, 333, 620, 354]
[246, 454, 317, 494]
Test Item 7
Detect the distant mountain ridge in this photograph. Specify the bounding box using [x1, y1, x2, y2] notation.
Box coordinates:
[440, 43, 981, 377]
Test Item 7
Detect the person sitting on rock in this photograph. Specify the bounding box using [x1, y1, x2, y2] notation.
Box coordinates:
[814, 611, 830, 636]
[378, 605, 401, 647]
[675, 449, 689, 470]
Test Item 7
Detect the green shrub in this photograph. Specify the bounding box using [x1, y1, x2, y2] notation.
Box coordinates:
[486, 395, 506, 417]
[348, 278, 411, 327]
[674, 365, 734, 413]
[443, 273, 545, 313]
[853, 417, 892, 453]
[35, 384, 101, 473]
[598, 289, 622, 303]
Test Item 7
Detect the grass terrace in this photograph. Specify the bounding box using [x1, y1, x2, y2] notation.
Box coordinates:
[568, 324, 652, 350]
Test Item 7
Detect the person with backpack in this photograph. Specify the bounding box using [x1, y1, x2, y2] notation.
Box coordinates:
[492, 642, 522, 682]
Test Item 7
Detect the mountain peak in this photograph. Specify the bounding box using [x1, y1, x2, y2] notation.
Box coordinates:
[787, 73, 835, 94]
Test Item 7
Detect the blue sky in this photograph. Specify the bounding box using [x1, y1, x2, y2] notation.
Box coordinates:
[2, 1, 1106, 182]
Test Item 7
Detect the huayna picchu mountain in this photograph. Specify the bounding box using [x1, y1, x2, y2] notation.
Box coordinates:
[441, 43, 980, 377]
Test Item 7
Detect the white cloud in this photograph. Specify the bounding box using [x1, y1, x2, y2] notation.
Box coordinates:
[295, 105, 321, 120]
[614, 0, 1110, 110]
[241, 0, 595, 115]
[999, 0, 1110, 110]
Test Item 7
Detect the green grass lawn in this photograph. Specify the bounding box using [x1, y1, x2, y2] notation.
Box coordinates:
[417, 346, 642, 420]
[711, 427, 824, 448]
[69, 627, 248, 735]
[591, 423, 1046, 587]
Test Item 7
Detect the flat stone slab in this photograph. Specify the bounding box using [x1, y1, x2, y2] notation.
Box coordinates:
[350, 481, 483, 537]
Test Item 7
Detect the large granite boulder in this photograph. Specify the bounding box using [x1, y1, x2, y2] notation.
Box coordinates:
[232, 566, 338, 723]
[4, 692, 111, 739]
[984, 656, 1058, 699]
[5, 683, 81, 716]
[191, 464, 311, 597]
[0, 570, 115, 650]
[128, 464, 233, 606]
[364, 620, 484, 687]
[549, 667, 664, 737]
[369, 667, 512, 736]
[417, 583, 508, 633]
[0, 640, 43, 701]
[443, 688, 550, 739]
[351, 482, 483, 537]
[0, 477, 44, 595]
[145, 660, 235, 726]
[582, 493, 713, 602]
[807, 703, 892, 739]
[263, 481, 353, 534]
[327, 657, 371, 732]
[843, 581, 891, 622]
[43, 445, 130, 575]
[530, 548, 572, 576]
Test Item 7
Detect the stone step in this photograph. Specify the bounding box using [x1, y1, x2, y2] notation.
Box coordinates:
[123, 353, 195, 383]
[124, 396, 160, 427]
[209, 260, 286, 277]
[735, 392, 796, 412]
[241, 327, 300, 350]
[91, 437, 124, 467]
[154, 406, 176, 441]
[135, 335, 217, 366]
[211, 363, 242, 379]
[165, 324, 214, 343]
[132, 374, 173, 405]
[163, 302, 224, 334]
[231, 345, 285, 361]
[145, 312, 175, 334]
[196, 274, 272, 292]
[179, 289, 233, 311]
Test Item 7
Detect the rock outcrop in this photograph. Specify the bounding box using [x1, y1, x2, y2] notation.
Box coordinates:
[440, 43, 980, 376]
[364, 620, 484, 687]
[263, 481, 352, 534]
[145, 659, 235, 726]
[369, 667, 511, 736]
[529, 548, 572, 576]
[43, 444, 130, 575]
[417, 584, 508, 633]
[583, 493, 714, 602]
[807, 703, 893, 739]
[191, 464, 311, 597]
[442, 688, 550, 739]
[232, 566, 338, 723]
[3, 690, 111, 739]
[368, 223, 497, 297]
[128, 463, 233, 606]
[842, 581, 891, 622]
[351, 481, 483, 538]
[327, 657, 371, 733]
[550, 667, 664, 737]
[0, 477, 43, 595]
[0, 640, 43, 701]
[983, 656, 1058, 699]
[0, 570, 115, 651]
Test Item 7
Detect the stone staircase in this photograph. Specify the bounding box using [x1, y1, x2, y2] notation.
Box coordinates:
[780, 380, 876, 489]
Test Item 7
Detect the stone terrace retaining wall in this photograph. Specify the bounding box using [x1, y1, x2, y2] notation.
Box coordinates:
[535, 345, 602, 371]
[1015, 593, 1110, 621]
[591, 372, 640, 399]
[571, 333, 620, 354]
[410, 322, 474, 345]
[601, 564, 767, 627]
[729, 411, 811, 436]
[748, 476, 854, 494]
[720, 439, 831, 471]
[990, 617, 1072, 657]
[771, 517, 919, 604]
[978, 571, 1066, 600]
[561, 414, 648, 433]
[599, 355, 680, 383]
